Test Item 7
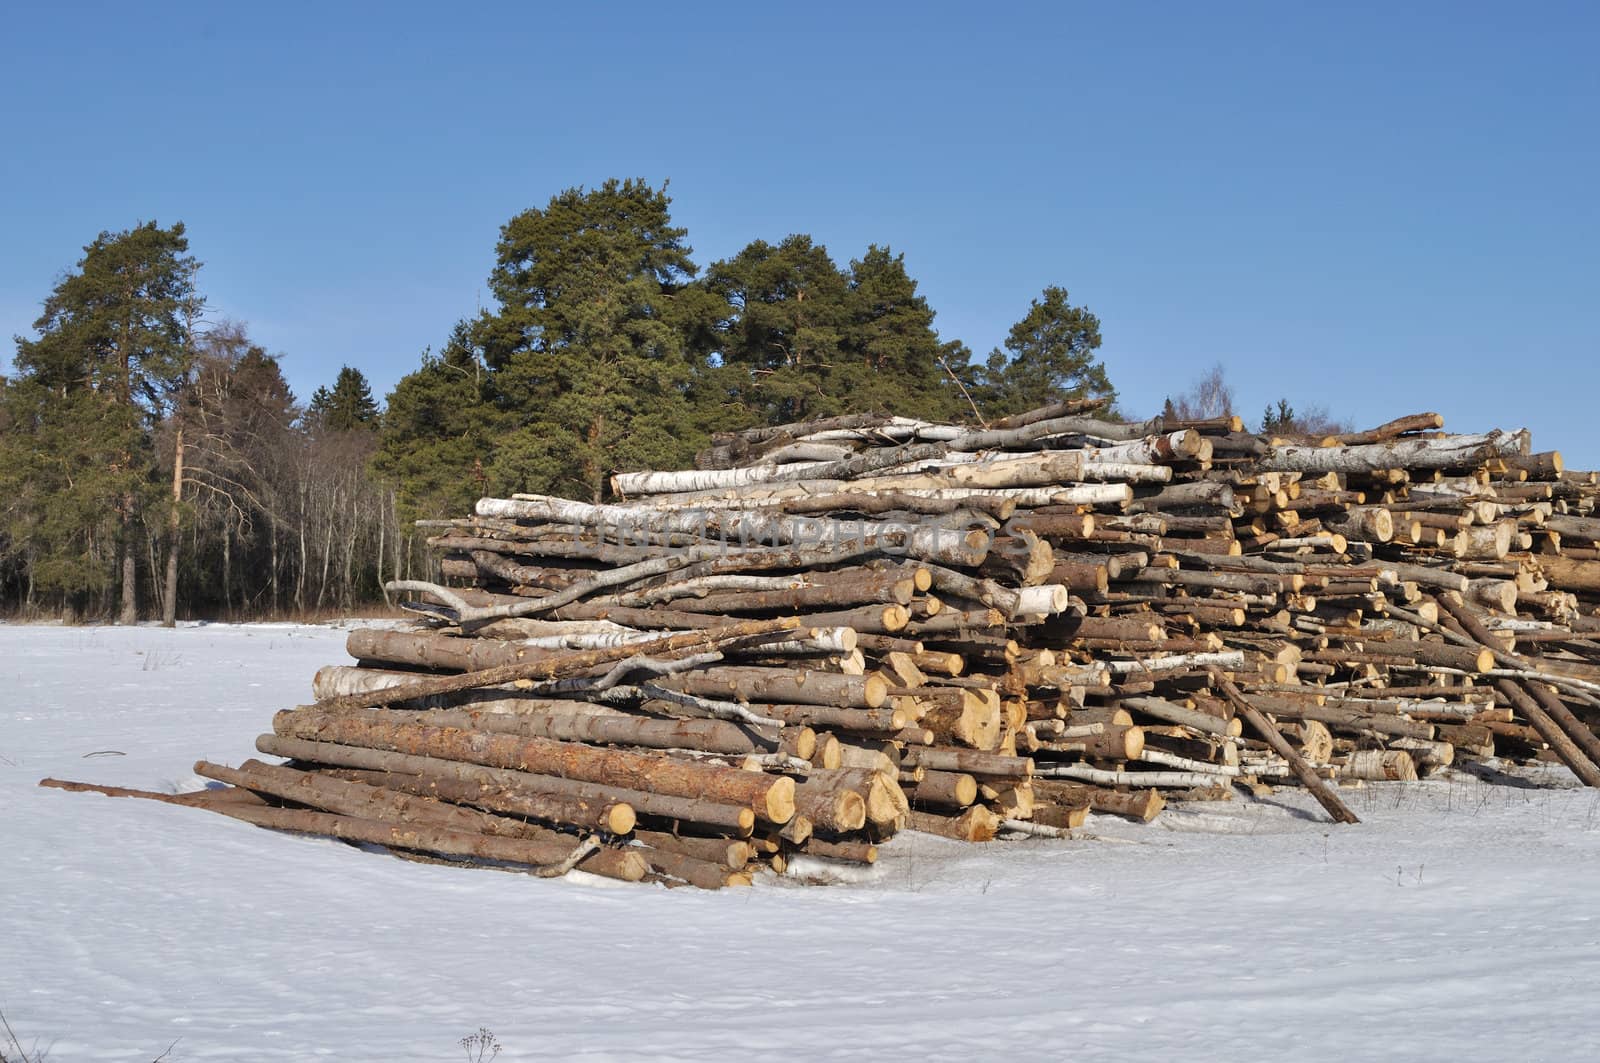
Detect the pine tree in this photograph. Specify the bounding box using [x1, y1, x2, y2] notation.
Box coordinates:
[308, 366, 379, 432]
[705, 238, 975, 426]
[8, 221, 202, 620]
[476, 179, 702, 502]
[375, 321, 497, 525]
[843, 245, 966, 422]
[703, 234, 855, 426]
[977, 286, 1111, 419]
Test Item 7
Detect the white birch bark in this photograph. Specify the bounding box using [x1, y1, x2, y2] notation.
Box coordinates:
[1256, 431, 1523, 473]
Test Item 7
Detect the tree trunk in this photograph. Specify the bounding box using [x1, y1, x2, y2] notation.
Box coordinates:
[162, 423, 184, 627]
[296, 491, 308, 612]
[375, 491, 386, 605]
[119, 493, 138, 624]
[268, 517, 280, 616]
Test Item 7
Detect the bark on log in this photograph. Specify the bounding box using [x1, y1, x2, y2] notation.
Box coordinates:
[314, 618, 800, 714]
[258, 734, 753, 833]
[271, 711, 796, 824]
[364, 704, 788, 758]
[314, 767, 637, 833]
[655, 666, 889, 708]
[1322, 412, 1445, 447]
[1537, 556, 1600, 594]
[1030, 780, 1165, 821]
[803, 837, 879, 864]
[908, 805, 1000, 841]
[1494, 681, 1600, 787]
[1256, 431, 1521, 474]
[791, 777, 869, 832]
[1118, 696, 1242, 737]
[1210, 673, 1359, 824]
[477, 496, 992, 567]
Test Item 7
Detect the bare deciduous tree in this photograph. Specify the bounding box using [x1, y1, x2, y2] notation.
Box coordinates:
[1162, 362, 1235, 421]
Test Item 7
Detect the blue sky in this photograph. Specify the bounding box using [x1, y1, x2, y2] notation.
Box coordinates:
[4, 1, 1597, 463]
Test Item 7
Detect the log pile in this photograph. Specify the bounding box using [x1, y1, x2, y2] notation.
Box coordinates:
[44, 400, 1600, 887]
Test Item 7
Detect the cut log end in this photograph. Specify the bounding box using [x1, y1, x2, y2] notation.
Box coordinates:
[762, 775, 797, 825]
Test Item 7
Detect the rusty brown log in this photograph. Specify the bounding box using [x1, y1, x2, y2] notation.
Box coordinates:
[269, 712, 795, 823]
[260, 734, 750, 834]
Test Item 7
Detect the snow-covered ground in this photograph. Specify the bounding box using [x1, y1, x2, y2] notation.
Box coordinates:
[4, 623, 1599, 1062]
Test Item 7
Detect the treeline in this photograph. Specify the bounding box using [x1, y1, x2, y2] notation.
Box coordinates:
[0, 178, 1126, 622]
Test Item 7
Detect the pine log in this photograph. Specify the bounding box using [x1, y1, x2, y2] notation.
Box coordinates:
[635, 845, 751, 889]
[39, 777, 268, 810]
[1494, 681, 1600, 787]
[258, 734, 754, 833]
[791, 778, 869, 832]
[1029, 803, 1091, 829]
[1322, 412, 1445, 447]
[138, 769, 645, 880]
[901, 747, 1034, 778]
[1210, 673, 1359, 824]
[908, 805, 1000, 841]
[908, 770, 978, 810]
[803, 837, 879, 864]
[656, 666, 889, 708]
[1046, 724, 1145, 760]
[1117, 696, 1241, 737]
[632, 829, 751, 870]
[347, 628, 547, 672]
[195, 758, 557, 840]
[1537, 556, 1600, 594]
[1030, 780, 1165, 821]
[270, 711, 796, 824]
[315, 618, 800, 714]
[681, 574, 917, 614]
[313, 767, 637, 833]
[1340, 638, 1496, 674]
[389, 705, 790, 758]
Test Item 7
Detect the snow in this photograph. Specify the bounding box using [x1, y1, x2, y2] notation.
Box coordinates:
[4, 622, 1600, 1061]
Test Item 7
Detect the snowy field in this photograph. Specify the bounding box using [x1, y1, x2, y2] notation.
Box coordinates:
[4, 622, 1600, 1062]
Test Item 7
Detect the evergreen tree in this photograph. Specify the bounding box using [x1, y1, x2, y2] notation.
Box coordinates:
[843, 245, 966, 422]
[375, 321, 497, 525]
[1262, 398, 1297, 434]
[8, 221, 202, 620]
[976, 286, 1111, 419]
[0, 378, 138, 609]
[308, 365, 379, 431]
[476, 178, 702, 501]
[703, 234, 855, 426]
[705, 238, 971, 426]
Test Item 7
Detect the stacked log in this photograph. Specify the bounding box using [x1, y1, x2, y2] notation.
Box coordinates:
[44, 399, 1600, 888]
